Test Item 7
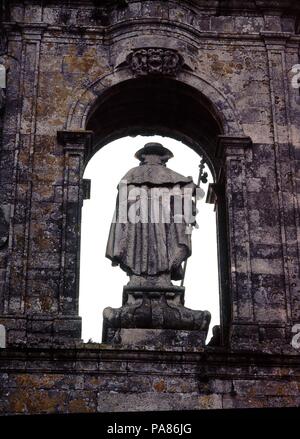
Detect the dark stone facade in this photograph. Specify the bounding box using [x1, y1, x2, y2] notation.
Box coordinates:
[0, 0, 300, 413]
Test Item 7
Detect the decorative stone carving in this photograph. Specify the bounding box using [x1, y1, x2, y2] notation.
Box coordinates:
[103, 288, 211, 348]
[127, 48, 183, 77]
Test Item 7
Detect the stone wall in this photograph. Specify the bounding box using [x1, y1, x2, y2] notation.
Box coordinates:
[1, 345, 300, 414]
[0, 0, 300, 414]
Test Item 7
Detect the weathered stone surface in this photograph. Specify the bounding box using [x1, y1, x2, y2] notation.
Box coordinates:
[0, 0, 300, 414]
[107, 328, 207, 349]
[103, 289, 211, 347]
[0, 346, 300, 413]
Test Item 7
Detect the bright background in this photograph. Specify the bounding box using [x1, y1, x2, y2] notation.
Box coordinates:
[79, 136, 219, 343]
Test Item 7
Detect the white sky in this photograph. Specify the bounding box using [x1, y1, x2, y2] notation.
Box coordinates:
[79, 136, 220, 343]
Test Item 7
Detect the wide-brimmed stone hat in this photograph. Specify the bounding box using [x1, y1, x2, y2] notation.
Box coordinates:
[135, 142, 174, 162]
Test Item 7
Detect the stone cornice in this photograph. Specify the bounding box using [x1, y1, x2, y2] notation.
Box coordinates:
[3, 21, 300, 48]
[3, 0, 300, 14]
[206, 183, 224, 205]
[2, 0, 300, 26]
[216, 135, 253, 159]
[1, 345, 300, 371]
[57, 130, 94, 158]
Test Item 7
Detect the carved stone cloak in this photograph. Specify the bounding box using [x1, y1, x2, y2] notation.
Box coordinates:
[106, 164, 196, 281]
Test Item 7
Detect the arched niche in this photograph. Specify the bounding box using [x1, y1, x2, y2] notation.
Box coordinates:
[85, 76, 223, 178]
[58, 71, 251, 346]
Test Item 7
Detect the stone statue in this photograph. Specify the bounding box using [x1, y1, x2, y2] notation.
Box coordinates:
[103, 143, 211, 348]
[106, 142, 197, 288]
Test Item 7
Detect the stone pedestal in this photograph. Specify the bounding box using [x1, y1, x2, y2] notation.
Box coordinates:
[102, 286, 211, 348]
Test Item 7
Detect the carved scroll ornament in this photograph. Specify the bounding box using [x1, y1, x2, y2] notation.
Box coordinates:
[127, 48, 183, 77]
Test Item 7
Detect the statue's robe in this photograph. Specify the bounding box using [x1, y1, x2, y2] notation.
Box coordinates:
[106, 164, 197, 281]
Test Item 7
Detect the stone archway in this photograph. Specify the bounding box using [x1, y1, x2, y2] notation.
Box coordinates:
[58, 67, 250, 345]
[63, 65, 245, 185]
[66, 67, 243, 138]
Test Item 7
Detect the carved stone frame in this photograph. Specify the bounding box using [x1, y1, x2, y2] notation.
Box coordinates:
[214, 135, 254, 347]
[56, 128, 254, 349]
[57, 130, 93, 313]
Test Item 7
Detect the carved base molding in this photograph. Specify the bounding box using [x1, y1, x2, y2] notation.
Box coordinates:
[105, 328, 208, 350]
[102, 287, 211, 348]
